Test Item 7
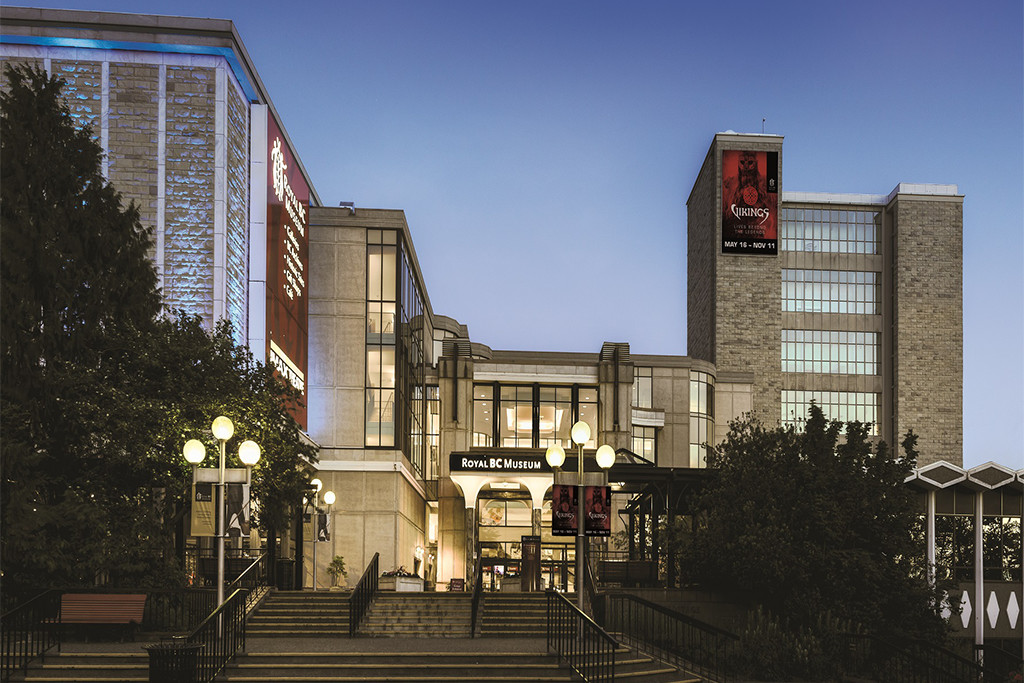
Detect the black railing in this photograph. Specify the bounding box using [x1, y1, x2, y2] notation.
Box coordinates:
[0, 590, 60, 682]
[977, 643, 1024, 682]
[840, 633, 981, 683]
[186, 588, 248, 683]
[226, 553, 269, 614]
[348, 552, 379, 637]
[469, 558, 484, 638]
[603, 593, 736, 682]
[546, 590, 616, 683]
[143, 589, 216, 632]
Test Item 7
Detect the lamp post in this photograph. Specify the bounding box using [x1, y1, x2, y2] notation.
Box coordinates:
[308, 478, 335, 591]
[183, 417, 261, 608]
[545, 420, 615, 611]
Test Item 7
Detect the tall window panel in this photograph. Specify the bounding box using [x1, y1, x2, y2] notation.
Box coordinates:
[689, 371, 714, 469]
[782, 330, 878, 375]
[781, 390, 879, 435]
[398, 242, 426, 475]
[538, 386, 573, 448]
[426, 385, 440, 481]
[366, 231, 397, 447]
[631, 425, 656, 463]
[473, 384, 494, 447]
[779, 208, 880, 254]
[633, 367, 652, 408]
[782, 269, 879, 315]
[499, 385, 534, 448]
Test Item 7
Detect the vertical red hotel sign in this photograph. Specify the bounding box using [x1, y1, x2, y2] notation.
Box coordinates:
[721, 149, 779, 255]
[267, 116, 309, 428]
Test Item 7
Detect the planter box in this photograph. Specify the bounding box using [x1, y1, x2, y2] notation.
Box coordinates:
[380, 575, 423, 592]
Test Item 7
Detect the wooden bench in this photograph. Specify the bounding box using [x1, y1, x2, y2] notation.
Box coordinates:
[60, 593, 147, 625]
[55, 593, 147, 641]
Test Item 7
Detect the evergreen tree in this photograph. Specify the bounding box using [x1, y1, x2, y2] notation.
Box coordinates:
[683, 404, 944, 646]
[1, 64, 313, 597]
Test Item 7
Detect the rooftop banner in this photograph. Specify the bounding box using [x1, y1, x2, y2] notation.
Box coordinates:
[721, 149, 778, 255]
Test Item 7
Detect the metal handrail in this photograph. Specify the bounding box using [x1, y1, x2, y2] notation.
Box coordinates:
[348, 552, 379, 637]
[469, 557, 484, 637]
[546, 590, 616, 683]
[604, 593, 737, 682]
[186, 588, 248, 683]
[0, 590, 61, 682]
[226, 553, 268, 613]
[840, 633, 981, 683]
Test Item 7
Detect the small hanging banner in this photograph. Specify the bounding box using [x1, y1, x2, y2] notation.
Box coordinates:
[584, 486, 611, 537]
[191, 483, 215, 537]
[551, 485, 577, 536]
[316, 510, 331, 542]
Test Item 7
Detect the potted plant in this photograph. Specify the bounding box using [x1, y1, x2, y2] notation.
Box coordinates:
[379, 566, 423, 592]
[326, 556, 347, 590]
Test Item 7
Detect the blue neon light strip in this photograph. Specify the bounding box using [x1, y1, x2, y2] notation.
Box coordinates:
[0, 34, 260, 102]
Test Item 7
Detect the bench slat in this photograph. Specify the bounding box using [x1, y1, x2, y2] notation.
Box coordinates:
[60, 594, 147, 624]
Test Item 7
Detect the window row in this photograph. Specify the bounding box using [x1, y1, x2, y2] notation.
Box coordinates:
[473, 384, 599, 449]
[782, 269, 879, 315]
[782, 329, 878, 375]
[779, 208, 881, 254]
[781, 390, 879, 435]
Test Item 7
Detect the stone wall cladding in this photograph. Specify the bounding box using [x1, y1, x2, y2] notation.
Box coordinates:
[225, 79, 249, 341]
[164, 65, 215, 321]
[711, 136, 784, 426]
[107, 62, 159, 254]
[687, 147, 717, 364]
[893, 196, 963, 465]
[50, 59, 103, 140]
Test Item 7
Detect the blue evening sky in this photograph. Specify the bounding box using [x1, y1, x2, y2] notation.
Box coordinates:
[5, 0, 1022, 469]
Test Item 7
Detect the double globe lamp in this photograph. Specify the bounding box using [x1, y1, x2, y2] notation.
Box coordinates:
[545, 420, 614, 610]
[183, 416, 261, 607]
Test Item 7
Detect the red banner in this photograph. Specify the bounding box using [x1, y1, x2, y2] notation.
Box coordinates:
[721, 149, 778, 255]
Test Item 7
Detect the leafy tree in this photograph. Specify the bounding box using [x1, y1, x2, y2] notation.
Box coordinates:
[683, 404, 944, 648]
[1, 64, 313, 598]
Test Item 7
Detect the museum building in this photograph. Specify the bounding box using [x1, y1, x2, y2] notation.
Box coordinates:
[2, 6, 1019, 652]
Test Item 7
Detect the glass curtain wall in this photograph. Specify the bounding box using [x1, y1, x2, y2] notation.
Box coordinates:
[473, 384, 598, 449]
[366, 230, 428, 477]
[689, 371, 714, 468]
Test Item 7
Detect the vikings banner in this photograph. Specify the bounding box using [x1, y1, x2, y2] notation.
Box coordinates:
[721, 149, 779, 255]
[551, 485, 577, 536]
[584, 486, 611, 537]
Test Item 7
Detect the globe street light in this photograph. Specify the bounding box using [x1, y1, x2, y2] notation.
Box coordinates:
[545, 420, 614, 611]
[183, 417, 260, 609]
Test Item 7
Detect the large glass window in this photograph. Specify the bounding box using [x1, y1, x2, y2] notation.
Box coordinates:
[365, 229, 428, 478]
[538, 386, 573, 447]
[631, 425, 656, 463]
[633, 367, 652, 408]
[473, 384, 599, 449]
[779, 208, 880, 254]
[426, 385, 440, 481]
[499, 385, 534, 448]
[782, 269, 879, 315]
[689, 371, 714, 469]
[782, 330, 878, 375]
[781, 390, 879, 435]
[366, 233, 397, 447]
[473, 384, 494, 447]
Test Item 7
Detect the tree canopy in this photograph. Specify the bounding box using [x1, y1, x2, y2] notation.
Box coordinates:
[1, 63, 313, 598]
[683, 404, 943, 645]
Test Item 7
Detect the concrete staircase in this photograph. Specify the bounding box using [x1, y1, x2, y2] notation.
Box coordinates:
[219, 651, 575, 682]
[358, 592, 472, 637]
[18, 652, 148, 682]
[246, 590, 349, 637]
[478, 592, 554, 637]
